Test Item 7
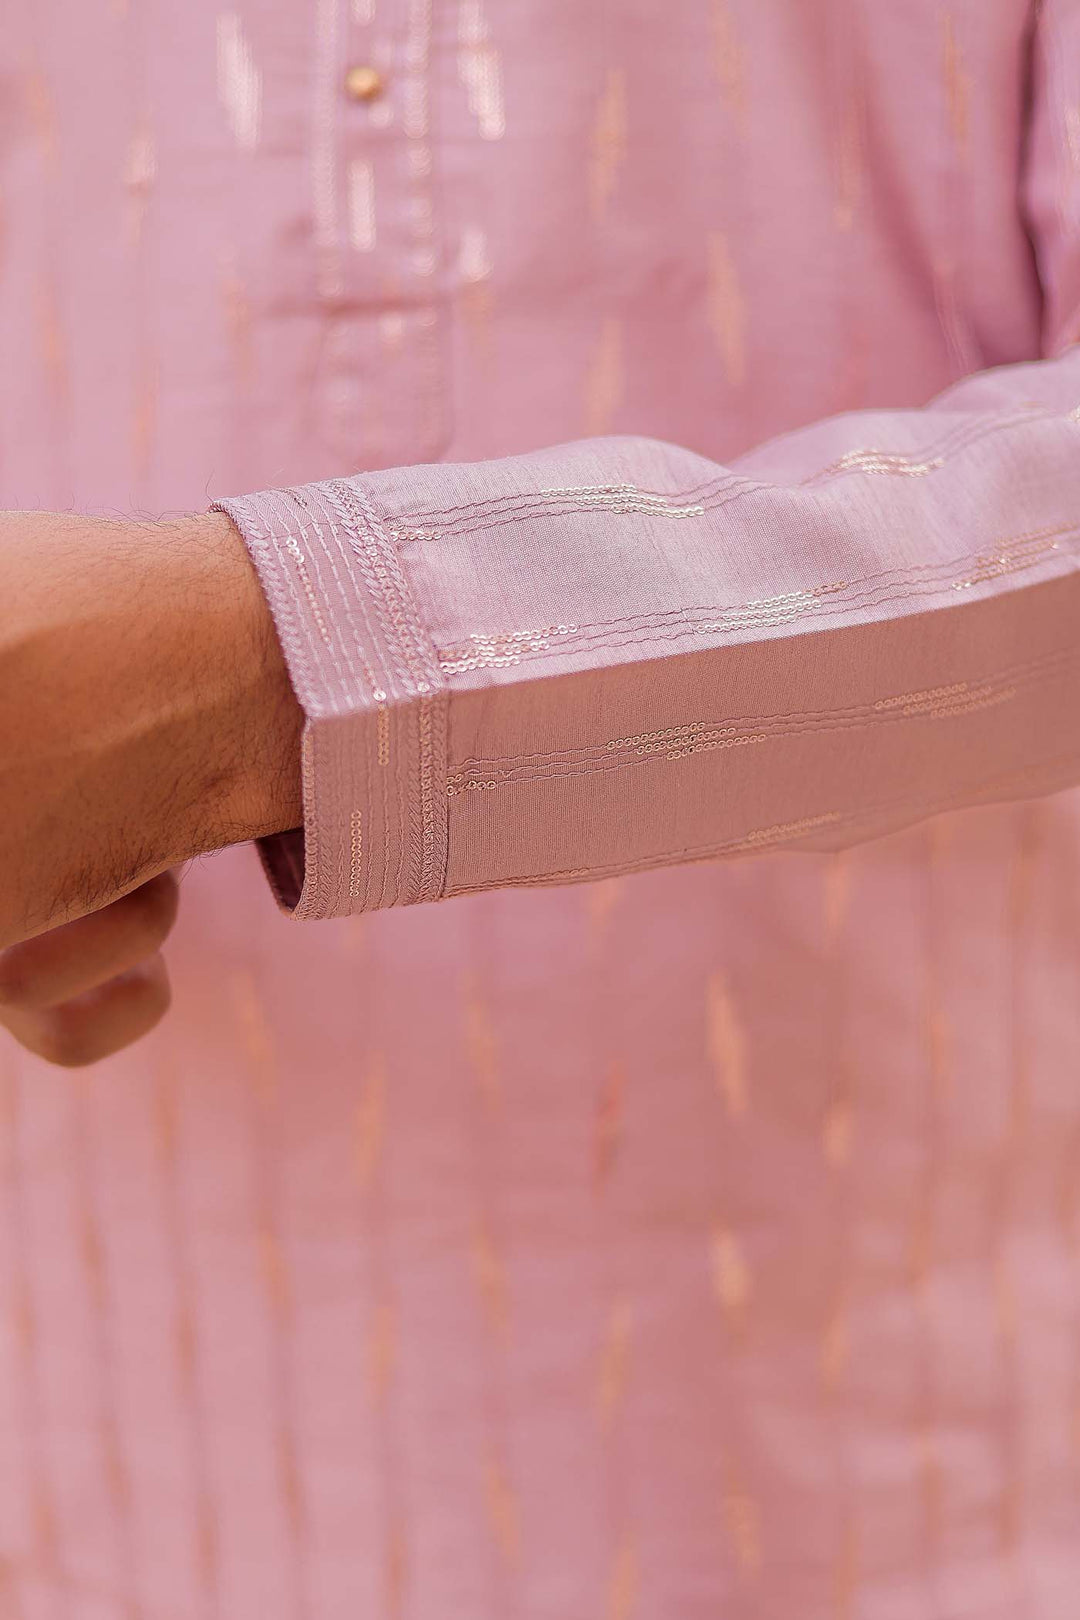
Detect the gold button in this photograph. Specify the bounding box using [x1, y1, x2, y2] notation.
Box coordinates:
[344, 64, 385, 103]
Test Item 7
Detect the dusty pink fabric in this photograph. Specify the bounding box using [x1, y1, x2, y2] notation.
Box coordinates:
[5, 2, 1080, 1617]
[219, 370, 1080, 918]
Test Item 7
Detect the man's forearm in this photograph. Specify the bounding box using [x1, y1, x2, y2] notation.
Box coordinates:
[0, 508, 302, 947]
[184, 510, 304, 847]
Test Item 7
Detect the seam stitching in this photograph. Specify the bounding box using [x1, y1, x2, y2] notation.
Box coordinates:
[324, 477, 450, 905]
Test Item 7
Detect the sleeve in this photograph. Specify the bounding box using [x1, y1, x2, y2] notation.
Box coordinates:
[214, 12, 1080, 922]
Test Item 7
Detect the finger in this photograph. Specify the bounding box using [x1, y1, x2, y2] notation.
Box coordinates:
[0, 871, 179, 1012]
[0, 953, 172, 1068]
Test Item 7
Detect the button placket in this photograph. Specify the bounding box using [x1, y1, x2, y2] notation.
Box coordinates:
[311, 0, 448, 466]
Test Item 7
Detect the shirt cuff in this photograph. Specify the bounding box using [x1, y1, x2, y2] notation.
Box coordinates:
[213, 480, 449, 919]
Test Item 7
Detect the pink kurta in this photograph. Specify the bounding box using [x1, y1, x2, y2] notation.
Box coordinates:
[4, 1, 1080, 1615]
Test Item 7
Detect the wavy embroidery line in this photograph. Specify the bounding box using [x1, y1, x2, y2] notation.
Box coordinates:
[381, 405, 1057, 538]
[815, 449, 944, 477]
[437, 583, 854, 672]
[464, 638, 1074, 772]
[445, 745, 1080, 899]
[444, 642, 1080, 795]
[434, 523, 1080, 676]
[447, 812, 848, 895]
[439, 622, 582, 673]
[388, 482, 712, 542]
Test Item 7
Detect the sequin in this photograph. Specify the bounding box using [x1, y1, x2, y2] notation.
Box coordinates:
[348, 808, 364, 898]
[820, 449, 945, 476]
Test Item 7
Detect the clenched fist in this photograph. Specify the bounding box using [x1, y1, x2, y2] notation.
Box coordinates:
[0, 509, 302, 1063]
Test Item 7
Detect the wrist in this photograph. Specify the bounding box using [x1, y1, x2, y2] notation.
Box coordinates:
[157, 510, 304, 854]
[0, 508, 301, 945]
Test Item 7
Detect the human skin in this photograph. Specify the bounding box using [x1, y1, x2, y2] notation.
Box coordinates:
[0, 510, 303, 1064]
